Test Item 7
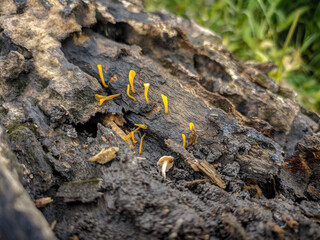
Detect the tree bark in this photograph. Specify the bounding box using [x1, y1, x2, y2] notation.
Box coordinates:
[0, 0, 319, 239]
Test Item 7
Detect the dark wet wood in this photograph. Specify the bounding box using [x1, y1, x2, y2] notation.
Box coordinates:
[166, 139, 226, 189]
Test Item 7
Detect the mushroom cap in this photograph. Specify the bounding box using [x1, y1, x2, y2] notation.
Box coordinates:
[161, 94, 167, 101]
[157, 156, 174, 171]
[95, 94, 106, 100]
[134, 124, 148, 129]
[189, 122, 194, 131]
[129, 70, 136, 80]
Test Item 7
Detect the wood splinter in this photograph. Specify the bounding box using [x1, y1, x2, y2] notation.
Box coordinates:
[165, 139, 226, 189]
[184, 179, 209, 186]
[34, 197, 53, 208]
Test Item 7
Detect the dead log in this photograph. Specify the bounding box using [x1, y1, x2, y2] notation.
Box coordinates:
[0, 0, 320, 239]
[0, 126, 56, 240]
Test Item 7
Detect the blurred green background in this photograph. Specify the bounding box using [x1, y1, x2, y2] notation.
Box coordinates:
[145, 0, 320, 112]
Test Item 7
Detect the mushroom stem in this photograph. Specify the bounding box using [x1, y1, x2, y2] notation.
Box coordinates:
[161, 94, 168, 114]
[126, 84, 136, 101]
[97, 64, 108, 88]
[122, 127, 141, 141]
[157, 156, 174, 179]
[131, 132, 137, 143]
[139, 133, 146, 154]
[129, 70, 136, 93]
[144, 83, 150, 104]
[132, 127, 141, 134]
[182, 134, 186, 148]
[162, 160, 168, 178]
[95, 94, 121, 106]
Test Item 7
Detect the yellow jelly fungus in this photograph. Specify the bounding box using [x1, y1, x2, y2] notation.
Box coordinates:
[131, 132, 137, 144]
[126, 84, 137, 102]
[122, 132, 133, 141]
[134, 124, 148, 129]
[129, 70, 136, 93]
[189, 122, 194, 131]
[139, 133, 146, 154]
[161, 94, 168, 114]
[123, 127, 141, 141]
[97, 64, 108, 88]
[122, 124, 147, 142]
[94, 94, 105, 100]
[182, 134, 186, 148]
[94, 94, 121, 106]
[144, 83, 150, 104]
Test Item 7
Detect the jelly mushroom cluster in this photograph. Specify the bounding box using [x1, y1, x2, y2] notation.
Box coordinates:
[94, 64, 196, 179]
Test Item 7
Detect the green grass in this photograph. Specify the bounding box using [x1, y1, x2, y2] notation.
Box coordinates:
[286, 73, 320, 112]
[145, 0, 320, 113]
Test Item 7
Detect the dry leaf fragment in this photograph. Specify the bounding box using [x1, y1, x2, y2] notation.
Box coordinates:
[88, 147, 119, 164]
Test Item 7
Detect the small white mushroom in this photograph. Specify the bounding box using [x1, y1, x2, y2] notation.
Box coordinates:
[157, 156, 174, 179]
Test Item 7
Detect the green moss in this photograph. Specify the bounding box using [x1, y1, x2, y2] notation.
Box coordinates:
[36, 77, 50, 90]
[8, 124, 53, 175]
[6, 122, 38, 137]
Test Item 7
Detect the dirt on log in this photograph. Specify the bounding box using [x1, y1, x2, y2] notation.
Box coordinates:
[0, 0, 320, 239]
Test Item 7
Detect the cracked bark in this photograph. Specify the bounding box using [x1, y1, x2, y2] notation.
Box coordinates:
[0, 0, 320, 239]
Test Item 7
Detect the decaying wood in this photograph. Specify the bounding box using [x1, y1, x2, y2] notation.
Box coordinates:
[0, 0, 320, 239]
[222, 212, 249, 240]
[0, 127, 56, 240]
[102, 114, 135, 149]
[165, 139, 226, 189]
[56, 178, 103, 203]
[184, 179, 209, 186]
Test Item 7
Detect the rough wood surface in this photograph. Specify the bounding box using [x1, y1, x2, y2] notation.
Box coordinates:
[0, 0, 320, 239]
[165, 138, 226, 189]
[0, 126, 56, 240]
